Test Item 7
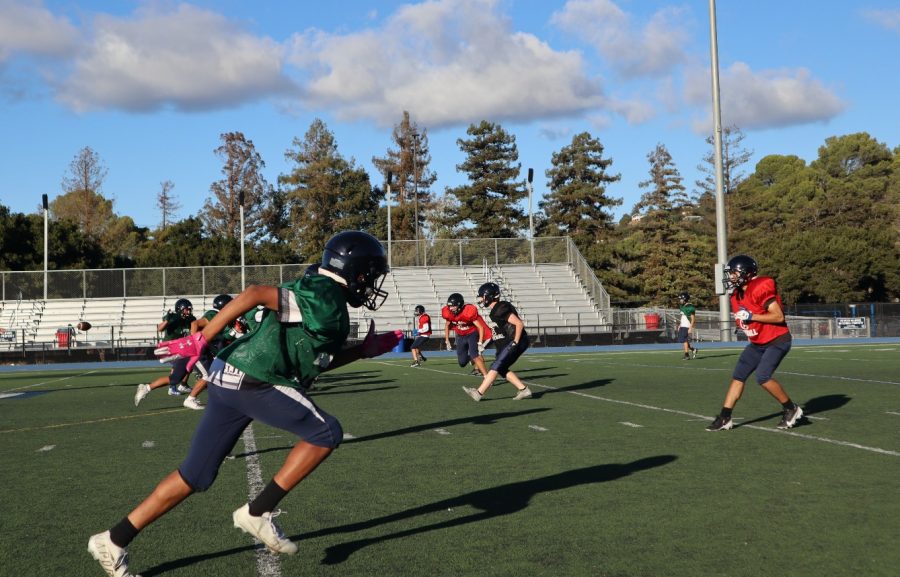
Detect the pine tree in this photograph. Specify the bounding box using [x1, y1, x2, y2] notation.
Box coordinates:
[444, 121, 526, 238]
[540, 131, 623, 295]
[156, 180, 180, 230]
[541, 132, 621, 241]
[279, 119, 379, 261]
[202, 132, 273, 243]
[632, 143, 692, 304]
[372, 111, 436, 243]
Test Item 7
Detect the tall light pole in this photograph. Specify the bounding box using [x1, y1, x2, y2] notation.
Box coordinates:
[708, 0, 731, 341]
[411, 131, 420, 266]
[527, 168, 535, 268]
[386, 171, 393, 268]
[238, 191, 246, 290]
[42, 194, 48, 300]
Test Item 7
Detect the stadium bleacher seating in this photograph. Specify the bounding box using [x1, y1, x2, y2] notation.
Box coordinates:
[0, 263, 606, 348]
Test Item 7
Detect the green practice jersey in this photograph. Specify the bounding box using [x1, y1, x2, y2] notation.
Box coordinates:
[679, 303, 696, 328]
[217, 274, 350, 388]
[161, 312, 195, 340]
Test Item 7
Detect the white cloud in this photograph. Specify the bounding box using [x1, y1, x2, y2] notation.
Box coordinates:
[684, 62, 846, 133]
[551, 0, 689, 79]
[0, 0, 80, 61]
[56, 4, 295, 112]
[285, 0, 605, 127]
[861, 8, 900, 32]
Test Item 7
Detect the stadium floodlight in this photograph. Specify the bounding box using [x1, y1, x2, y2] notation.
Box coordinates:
[386, 171, 392, 268]
[527, 168, 535, 268]
[412, 131, 420, 266]
[708, 0, 731, 341]
[42, 194, 48, 300]
[239, 191, 245, 290]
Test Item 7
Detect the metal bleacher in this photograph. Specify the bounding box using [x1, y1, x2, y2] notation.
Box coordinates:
[1, 263, 607, 349]
[352, 263, 606, 337]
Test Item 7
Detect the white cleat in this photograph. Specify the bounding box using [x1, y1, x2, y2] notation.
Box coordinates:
[183, 396, 204, 410]
[232, 504, 298, 554]
[133, 384, 150, 407]
[512, 387, 532, 400]
[462, 386, 483, 402]
[88, 531, 140, 577]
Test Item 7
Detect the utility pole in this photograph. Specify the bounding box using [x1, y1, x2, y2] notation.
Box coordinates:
[708, 0, 732, 341]
[412, 130, 420, 266]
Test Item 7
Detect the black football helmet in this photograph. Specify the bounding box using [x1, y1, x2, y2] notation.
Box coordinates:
[174, 298, 193, 317]
[678, 292, 690, 304]
[724, 255, 758, 293]
[446, 293, 465, 314]
[414, 305, 425, 316]
[477, 282, 501, 307]
[320, 230, 389, 310]
[212, 294, 233, 311]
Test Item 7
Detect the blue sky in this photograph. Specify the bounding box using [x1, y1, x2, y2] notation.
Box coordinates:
[1, 0, 898, 230]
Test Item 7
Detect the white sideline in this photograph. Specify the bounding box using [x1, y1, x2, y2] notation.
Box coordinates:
[375, 360, 900, 458]
[240, 424, 283, 577]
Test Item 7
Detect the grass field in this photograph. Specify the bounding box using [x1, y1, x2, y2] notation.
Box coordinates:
[1, 343, 899, 577]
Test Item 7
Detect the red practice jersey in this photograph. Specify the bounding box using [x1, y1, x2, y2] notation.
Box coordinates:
[416, 313, 432, 336]
[731, 276, 789, 345]
[442, 303, 481, 337]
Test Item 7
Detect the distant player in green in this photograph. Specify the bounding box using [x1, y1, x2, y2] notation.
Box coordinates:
[181, 294, 249, 410]
[677, 292, 698, 360]
[133, 298, 197, 405]
[89, 231, 403, 577]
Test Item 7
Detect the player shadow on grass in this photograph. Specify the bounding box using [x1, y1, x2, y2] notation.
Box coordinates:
[226, 409, 552, 459]
[342, 408, 552, 444]
[534, 378, 614, 397]
[306, 454, 678, 565]
[736, 394, 850, 428]
[310, 383, 399, 396]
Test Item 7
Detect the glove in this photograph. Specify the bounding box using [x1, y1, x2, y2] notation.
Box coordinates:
[154, 332, 208, 372]
[477, 341, 486, 354]
[446, 341, 453, 351]
[360, 320, 403, 358]
[506, 340, 519, 354]
[733, 307, 753, 323]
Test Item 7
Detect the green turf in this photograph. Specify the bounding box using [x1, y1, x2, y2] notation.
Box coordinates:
[1, 344, 898, 576]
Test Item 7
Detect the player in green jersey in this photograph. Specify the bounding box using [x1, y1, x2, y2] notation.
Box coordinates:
[89, 231, 402, 577]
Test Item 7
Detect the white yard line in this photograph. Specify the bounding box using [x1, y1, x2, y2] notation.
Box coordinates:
[372, 359, 900, 458]
[5, 369, 100, 392]
[240, 424, 283, 577]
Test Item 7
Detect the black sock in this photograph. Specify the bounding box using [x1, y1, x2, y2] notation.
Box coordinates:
[249, 480, 289, 516]
[781, 400, 795, 410]
[720, 407, 733, 419]
[109, 517, 139, 548]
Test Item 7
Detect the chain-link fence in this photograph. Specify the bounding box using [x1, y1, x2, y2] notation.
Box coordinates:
[1, 237, 585, 300]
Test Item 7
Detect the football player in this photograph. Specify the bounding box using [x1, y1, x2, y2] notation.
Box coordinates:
[409, 305, 431, 367]
[677, 292, 698, 360]
[89, 231, 403, 577]
[181, 294, 249, 410]
[463, 282, 532, 401]
[133, 298, 197, 406]
[706, 255, 804, 431]
[441, 292, 491, 377]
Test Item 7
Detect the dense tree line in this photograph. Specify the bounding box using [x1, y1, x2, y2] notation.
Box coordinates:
[1, 116, 897, 308]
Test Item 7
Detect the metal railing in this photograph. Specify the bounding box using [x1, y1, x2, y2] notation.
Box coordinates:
[0, 237, 610, 303]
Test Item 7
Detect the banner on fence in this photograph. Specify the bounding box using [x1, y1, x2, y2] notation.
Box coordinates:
[836, 317, 866, 330]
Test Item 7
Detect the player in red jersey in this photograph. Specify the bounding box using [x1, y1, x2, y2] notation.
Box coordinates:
[442, 293, 491, 376]
[706, 255, 804, 431]
[410, 305, 432, 367]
